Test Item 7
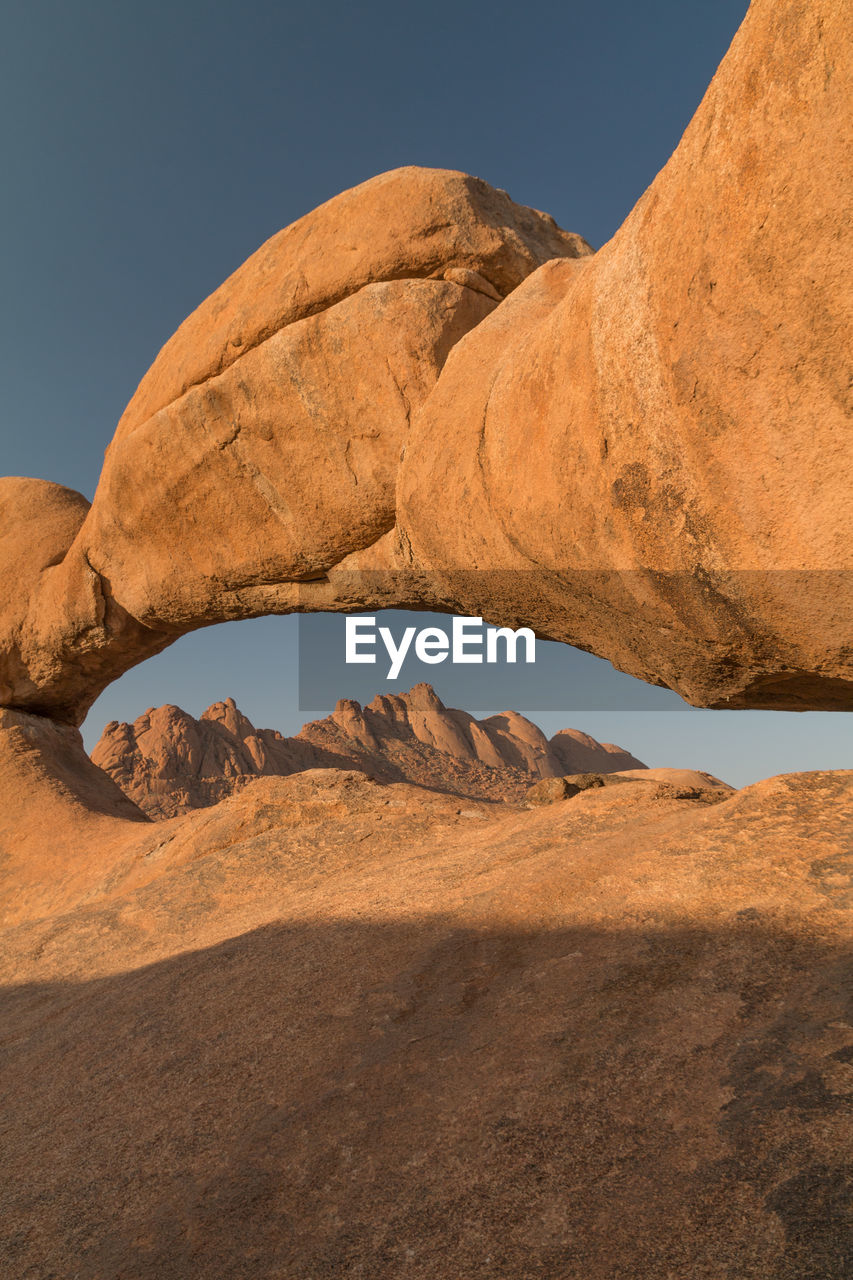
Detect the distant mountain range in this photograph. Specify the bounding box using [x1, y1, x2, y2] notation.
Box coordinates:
[91, 682, 646, 819]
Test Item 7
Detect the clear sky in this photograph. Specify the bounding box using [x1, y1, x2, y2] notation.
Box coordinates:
[1, 0, 849, 786]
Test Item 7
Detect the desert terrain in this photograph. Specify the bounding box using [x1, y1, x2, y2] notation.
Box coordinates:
[0, 727, 850, 1276]
[1, 0, 851, 1274]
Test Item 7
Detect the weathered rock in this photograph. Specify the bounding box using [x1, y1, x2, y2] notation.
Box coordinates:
[563, 772, 609, 791]
[398, 0, 853, 711]
[549, 730, 646, 776]
[0, 478, 90, 708]
[113, 166, 590, 442]
[0, 172, 588, 723]
[2, 758, 850, 1276]
[0, 707, 150, 926]
[349, 683, 645, 777]
[2, 0, 851, 724]
[526, 764, 734, 807]
[645, 782, 730, 804]
[0, 475, 175, 724]
[614, 766, 732, 791]
[82, 278, 497, 628]
[525, 775, 581, 805]
[91, 683, 646, 817]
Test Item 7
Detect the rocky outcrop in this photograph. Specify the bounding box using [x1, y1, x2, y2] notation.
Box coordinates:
[0, 707, 151, 926]
[2, 0, 850, 727]
[306, 683, 648, 791]
[547, 728, 650, 776]
[90, 683, 646, 818]
[114, 167, 589, 441]
[2, 762, 851, 1276]
[395, 0, 853, 710]
[525, 775, 582, 805]
[0, 173, 588, 725]
[525, 768, 732, 807]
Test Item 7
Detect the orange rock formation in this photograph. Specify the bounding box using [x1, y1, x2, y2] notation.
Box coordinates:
[90, 683, 647, 817]
[1, 762, 850, 1276]
[0, 4, 850, 1273]
[0, 1, 850, 724]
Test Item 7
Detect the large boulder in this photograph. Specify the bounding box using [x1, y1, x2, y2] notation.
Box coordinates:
[0, 479, 90, 709]
[113, 166, 591, 442]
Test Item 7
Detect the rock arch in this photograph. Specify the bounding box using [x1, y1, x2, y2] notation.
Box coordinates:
[1, 0, 850, 732]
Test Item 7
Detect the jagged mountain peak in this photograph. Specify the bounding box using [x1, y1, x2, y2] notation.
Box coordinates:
[91, 684, 646, 819]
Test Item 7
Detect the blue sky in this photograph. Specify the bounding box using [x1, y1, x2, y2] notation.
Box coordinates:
[1, 0, 849, 785]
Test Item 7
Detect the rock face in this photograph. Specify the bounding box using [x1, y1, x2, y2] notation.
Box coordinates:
[0, 707, 151, 927]
[1, 0, 851, 723]
[396, 0, 853, 710]
[114, 167, 590, 441]
[90, 682, 647, 818]
[525, 775, 582, 805]
[1, 760, 850, 1277]
[0, 478, 164, 718]
[0, 172, 588, 725]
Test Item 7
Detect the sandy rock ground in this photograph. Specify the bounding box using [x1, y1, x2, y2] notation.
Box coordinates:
[1, 765, 850, 1278]
[2, 2, 851, 725]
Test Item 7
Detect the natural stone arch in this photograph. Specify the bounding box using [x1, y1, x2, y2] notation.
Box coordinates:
[0, 0, 850, 730]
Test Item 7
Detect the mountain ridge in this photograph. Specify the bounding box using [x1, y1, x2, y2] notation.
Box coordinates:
[90, 682, 647, 818]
